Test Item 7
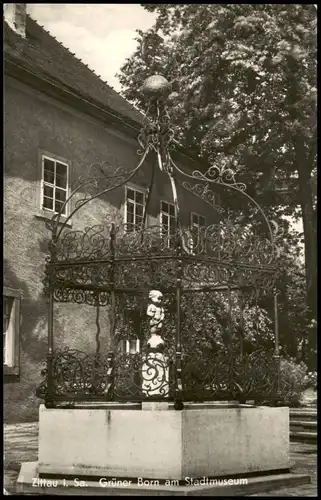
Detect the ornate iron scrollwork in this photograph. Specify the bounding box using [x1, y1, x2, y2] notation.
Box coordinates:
[37, 74, 282, 408]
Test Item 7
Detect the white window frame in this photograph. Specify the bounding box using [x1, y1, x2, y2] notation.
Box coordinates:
[160, 200, 176, 247]
[190, 212, 207, 253]
[123, 339, 140, 354]
[40, 154, 70, 217]
[3, 287, 21, 376]
[124, 186, 146, 233]
[191, 212, 207, 229]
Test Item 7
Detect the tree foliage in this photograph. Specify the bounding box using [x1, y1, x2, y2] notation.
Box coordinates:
[118, 4, 317, 364]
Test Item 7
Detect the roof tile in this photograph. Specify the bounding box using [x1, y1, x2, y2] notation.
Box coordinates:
[4, 15, 143, 126]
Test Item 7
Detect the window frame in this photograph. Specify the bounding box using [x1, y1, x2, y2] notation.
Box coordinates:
[124, 185, 146, 233]
[191, 212, 207, 229]
[3, 287, 21, 376]
[124, 338, 141, 354]
[40, 154, 70, 217]
[190, 212, 207, 253]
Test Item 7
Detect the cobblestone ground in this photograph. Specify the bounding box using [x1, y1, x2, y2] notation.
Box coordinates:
[4, 423, 317, 496]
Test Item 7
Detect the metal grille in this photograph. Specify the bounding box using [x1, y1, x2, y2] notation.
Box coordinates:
[36, 75, 282, 409]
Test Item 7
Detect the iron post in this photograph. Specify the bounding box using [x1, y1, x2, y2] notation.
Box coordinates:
[273, 288, 281, 393]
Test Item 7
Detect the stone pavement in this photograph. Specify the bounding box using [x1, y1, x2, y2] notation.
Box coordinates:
[248, 442, 317, 497]
[4, 422, 317, 496]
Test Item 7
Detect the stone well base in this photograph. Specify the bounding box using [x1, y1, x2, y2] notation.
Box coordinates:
[36, 404, 290, 480]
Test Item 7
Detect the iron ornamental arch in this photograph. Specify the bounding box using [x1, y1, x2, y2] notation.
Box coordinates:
[36, 75, 283, 410]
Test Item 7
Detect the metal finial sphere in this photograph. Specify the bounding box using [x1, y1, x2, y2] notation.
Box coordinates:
[141, 75, 171, 98]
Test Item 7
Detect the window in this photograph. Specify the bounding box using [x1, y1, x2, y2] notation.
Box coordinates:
[3, 287, 21, 376]
[160, 201, 176, 245]
[123, 339, 140, 354]
[191, 212, 207, 252]
[191, 212, 206, 229]
[124, 187, 145, 232]
[41, 155, 69, 216]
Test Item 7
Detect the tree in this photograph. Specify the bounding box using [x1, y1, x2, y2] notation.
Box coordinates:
[117, 4, 317, 366]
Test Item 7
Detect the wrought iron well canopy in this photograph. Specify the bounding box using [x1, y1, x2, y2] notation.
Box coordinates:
[37, 74, 283, 409]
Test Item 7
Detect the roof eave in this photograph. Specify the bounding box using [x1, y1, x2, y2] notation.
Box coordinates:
[5, 54, 142, 140]
[5, 53, 206, 170]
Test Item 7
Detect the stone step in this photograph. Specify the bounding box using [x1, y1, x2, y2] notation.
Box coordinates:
[289, 411, 317, 421]
[290, 420, 317, 430]
[290, 431, 317, 443]
[290, 408, 317, 414]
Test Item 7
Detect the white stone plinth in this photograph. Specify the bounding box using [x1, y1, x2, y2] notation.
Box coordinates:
[17, 462, 311, 496]
[38, 404, 290, 480]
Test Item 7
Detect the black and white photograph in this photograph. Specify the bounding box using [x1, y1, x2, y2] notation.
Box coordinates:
[3, 3, 317, 496]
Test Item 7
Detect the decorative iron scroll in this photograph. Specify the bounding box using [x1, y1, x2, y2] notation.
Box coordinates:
[45, 218, 277, 300]
[52, 288, 110, 306]
[182, 349, 279, 401]
[182, 261, 276, 293]
[112, 350, 175, 400]
[36, 348, 175, 401]
[172, 159, 247, 192]
[51, 221, 278, 264]
[36, 350, 111, 399]
[182, 181, 223, 215]
[54, 225, 112, 262]
[47, 262, 275, 301]
[137, 99, 175, 160]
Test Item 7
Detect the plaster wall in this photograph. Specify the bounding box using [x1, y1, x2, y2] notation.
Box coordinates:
[4, 76, 219, 422]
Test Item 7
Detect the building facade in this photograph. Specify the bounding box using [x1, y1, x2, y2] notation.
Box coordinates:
[4, 6, 220, 422]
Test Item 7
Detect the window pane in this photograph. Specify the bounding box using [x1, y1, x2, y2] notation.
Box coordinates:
[56, 188, 67, 202]
[55, 200, 66, 214]
[128, 339, 138, 354]
[136, 204, 143, 217]
[192, 213, 198, 225]
[169, 204, 175, 216]
[200, 216, 206, 226]
[127, 201, 134, 214]
[170, 219, 176, 234]
[3, 296, 13, 366]
[136, 215, 143, 227]
[43, 158, 55, 174]
[170, 216, 176, 226]
[127, 211, 134, 224]
[162, 214, 168, 226]
[127, 189, 135, 201]
[56, 162, 67, 189]
[56, 172, 67, 189]
[3, 297, 13, 333]
[3, 307, 6, 335]
[43, 197, 54, 210]
[43, 185, 54, 198]
[56, 161, 67, 177]
[135, 192, 144, 205]
[161, 201, 168, 213]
